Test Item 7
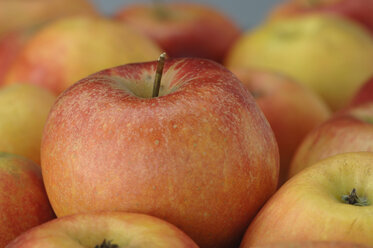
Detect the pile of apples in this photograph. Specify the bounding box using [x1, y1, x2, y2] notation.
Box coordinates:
[1, 0, 373, 247]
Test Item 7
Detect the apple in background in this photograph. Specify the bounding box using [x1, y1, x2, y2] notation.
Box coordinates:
[269, 0, 373, 34]
[0, 84, 56, 165]
[225, 14, 373, 111]
[247, 241, 373, 248]
[0, 0, 97, 36]
[240, 152, 373, 246]
[0, 153, 55, 247]
[4, 16, 162, 95]
[350, 76, 373, 107]
[231, 68, 330, 186]
[114, 2, 241, 63]
[6, 212, 198, 248]
[40, 57, 279, 248]
[289, 101, 373, 178]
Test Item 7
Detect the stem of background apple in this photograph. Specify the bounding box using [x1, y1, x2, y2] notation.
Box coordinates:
[95, 239, 118, 248]
[152, 52, 167, 98]
[341, 188, 369, 206]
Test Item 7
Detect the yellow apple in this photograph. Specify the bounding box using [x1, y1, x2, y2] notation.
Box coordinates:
[0, 84, 56, 164]
[225, 14, 373, 111]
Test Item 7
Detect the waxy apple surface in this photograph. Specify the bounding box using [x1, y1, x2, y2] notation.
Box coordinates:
[6, 212, 198, 248]
[41, 58, 279, 248]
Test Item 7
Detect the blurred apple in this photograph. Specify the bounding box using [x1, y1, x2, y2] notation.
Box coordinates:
[270, 0, 373, 34]
[350, 76, 373, 107]
[115, 2, 241, 63]
[240, 152, 373, 246]
[41, 57, 279, 248]
[6, 212, 198, 248]
[0, 0, 97, 36]
[231, 68, 330, 185]
[4, 16, 162, 95]
[0, 153, 55, 247]
[0, 84, 56, 164]
[290, 101, 373, 177]
[225, 14, 373, 111]
[247, 241, 373, 248]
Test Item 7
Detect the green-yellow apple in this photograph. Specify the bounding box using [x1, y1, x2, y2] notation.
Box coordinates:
[0, 153, 55, 247]
[240, 152, 373, 246]
[6, 212, 198, 248]
[289, 101, 373, 178]
[247, 241, 373, 248]
[231, 68, 330, 186]
[269, 0, 373, 35]
[40, 57, 280, 248]
[0, 0, 97, 36]
[4, 16, 162, 95]
[225, 14, 373, 111]
[114, 2, 241, 63]
[0, 84, 56, 164]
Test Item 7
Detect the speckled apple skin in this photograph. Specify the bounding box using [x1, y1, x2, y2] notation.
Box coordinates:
[41, 58, 279, 248]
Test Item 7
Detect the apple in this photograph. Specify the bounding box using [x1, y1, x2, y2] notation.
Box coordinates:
[6, 211, 198, 248]
[40, 57, 280, 248]
[247, 241, 373, 248]
[230, 68, 330, 185]
[240, 152, 373, 246]
[0, 84, 56, 164]
[4, 16, 162, 95]
[0, 153, 55, 247]
[269, 0, 373, 34]
[289, 101, 373, 178]
[114, 2, 241, 63]
[350, 76, 373, 107]
[0, 0, 97, 36]
[225, 14, 373, 111]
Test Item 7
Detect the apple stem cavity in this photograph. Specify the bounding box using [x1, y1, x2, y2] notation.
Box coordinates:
[153, 0, 170, 20]
[94, 239, 119, 248]
[152, 52, 167, 98]
[341, 188, 369, 206]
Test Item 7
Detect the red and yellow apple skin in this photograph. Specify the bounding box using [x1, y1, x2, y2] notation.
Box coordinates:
[41, 58, 279, 248]
[0, 153, 55, 247]
[4, 16, 162, 95]
[248, 241, 373, 248]
[270, 0, 373, 34]
[6, 212, 198, 248]
[289, 102, 373, 177]
[240, 152, 373, 247]
[115, 3, 241, 63]
[350, 77, 373, 107]
[231, 68, 330, 185]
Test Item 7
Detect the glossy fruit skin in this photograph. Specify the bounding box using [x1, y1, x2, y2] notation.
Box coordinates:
[41, 58, 279, 248]
[115, 3, 241, 63]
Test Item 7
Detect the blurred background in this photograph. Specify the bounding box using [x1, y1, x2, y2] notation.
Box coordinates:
[92, 0, 282, 29]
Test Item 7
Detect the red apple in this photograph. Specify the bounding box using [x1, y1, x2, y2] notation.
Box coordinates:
[6, 212, 198, 248]
[289, 101, 373, 178]
[0, 153, 55, 247]
[270, 0, 373, 34]
[40, 57, 279, 248]
[350, 76, 373, 107]
[114, 2, 241, 63]
[247, 241, 373, 248]
[240, 152, 373, 246]
[231, 68, 330, 185]
[4, 16, 162, 95]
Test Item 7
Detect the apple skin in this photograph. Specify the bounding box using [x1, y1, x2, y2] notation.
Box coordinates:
[240, 152, 373, 247]
[0, 0, 97, 36]
[270, 0, 373, 34]
[40, 58, 280, 248]
[289, 101, 373, 178]
[4, 16, 162, 95]
[0, 84, 56, 164]
[230, 68, 330, 185]
[248, 241, 373, 248]
[115, 3, 241, 63]
[0, 153, 55, 247]
[350, 76, 373, 107]
[6, 212, 198, 248]
[225, 14, 373, 111]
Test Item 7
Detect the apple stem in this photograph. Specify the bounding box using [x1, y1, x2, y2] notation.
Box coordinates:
[341, 188, 369, 206]
[94, 239, 119, 248]
[152, 52, 167, 98]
